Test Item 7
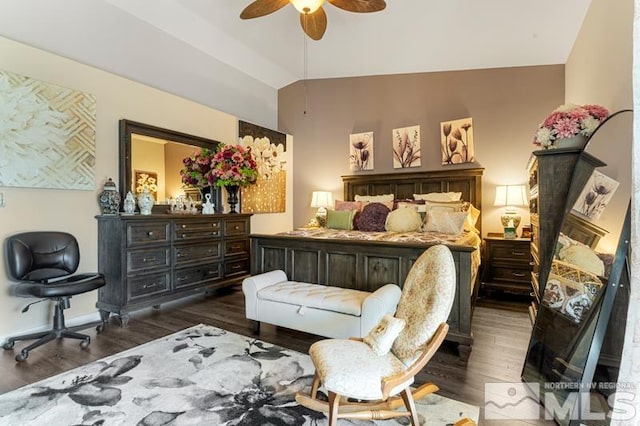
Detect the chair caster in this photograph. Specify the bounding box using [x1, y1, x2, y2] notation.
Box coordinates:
[96, 323, 105, 334]
[3, 341, 15, 350]
[15, 351, 28, 362]
[80, 338, 90, 349]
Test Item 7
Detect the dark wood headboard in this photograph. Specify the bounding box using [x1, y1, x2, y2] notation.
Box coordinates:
[342, 167, 484, 234]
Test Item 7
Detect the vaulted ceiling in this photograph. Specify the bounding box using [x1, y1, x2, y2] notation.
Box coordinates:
[2, 0, 591, 90]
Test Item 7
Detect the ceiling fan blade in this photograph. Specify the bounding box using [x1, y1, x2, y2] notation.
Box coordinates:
[240, 0, 290, 19]
[299, 7, 327, 40]
[328, 0, 386, 13]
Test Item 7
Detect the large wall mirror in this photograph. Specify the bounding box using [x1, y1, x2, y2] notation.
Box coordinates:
[522, 110, 632, 425]
[119, 120, 222, 211]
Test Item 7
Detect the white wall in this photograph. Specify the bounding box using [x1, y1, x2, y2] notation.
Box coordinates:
[0, 36, 292, 340]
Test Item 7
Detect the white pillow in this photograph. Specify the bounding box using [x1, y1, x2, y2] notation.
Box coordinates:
[424, 200, 464, 213]
[558, 245, 605, 276]
[363, 314, 406, 356]
[396, 201, 427, 213]
[423, 210, 468, 235]
[355, 193, 394, 203]
[413, 192, 462, 202]
[385, 208, 423, 232]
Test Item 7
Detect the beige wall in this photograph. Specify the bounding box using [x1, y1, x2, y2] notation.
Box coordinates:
[0, 36, 293, 340]
[279, 66, 565, 233]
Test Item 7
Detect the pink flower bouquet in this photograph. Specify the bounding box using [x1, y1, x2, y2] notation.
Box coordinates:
[533, 103, 609, 148]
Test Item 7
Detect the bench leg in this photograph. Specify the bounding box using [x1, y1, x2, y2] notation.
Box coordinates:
[252, 320, 260, 335]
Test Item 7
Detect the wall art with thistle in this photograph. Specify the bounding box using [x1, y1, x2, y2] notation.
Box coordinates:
[349, 131, 374, 171]
[392, 125, 421, 169]
[571, 170, 619, 221]
[441, 118, 475, 165]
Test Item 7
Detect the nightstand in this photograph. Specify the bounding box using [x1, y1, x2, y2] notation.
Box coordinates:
[481, 233, 533, 297]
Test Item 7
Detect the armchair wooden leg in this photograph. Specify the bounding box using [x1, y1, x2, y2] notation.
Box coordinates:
[400, 388, 419, 426]
[310, 371, 320, 399]
[328, 391, 341, 426]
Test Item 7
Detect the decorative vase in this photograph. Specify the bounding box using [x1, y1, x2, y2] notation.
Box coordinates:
[123, 191, 136, 215]
[551, 134, 588, 150]
[226, 184, 240, 214]
[137, 188, 154, 215]
[98, 178, 121, 215]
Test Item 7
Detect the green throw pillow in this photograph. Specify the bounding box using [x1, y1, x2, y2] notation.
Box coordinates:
[326, 209, 356, 230]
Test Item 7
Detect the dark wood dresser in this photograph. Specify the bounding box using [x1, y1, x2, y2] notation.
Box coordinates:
[96, 213, 251, 325]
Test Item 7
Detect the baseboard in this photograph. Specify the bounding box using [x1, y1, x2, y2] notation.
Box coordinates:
[0, 311, 102, 344]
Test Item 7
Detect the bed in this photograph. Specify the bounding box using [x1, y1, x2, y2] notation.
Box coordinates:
[250, 167, 484, 362]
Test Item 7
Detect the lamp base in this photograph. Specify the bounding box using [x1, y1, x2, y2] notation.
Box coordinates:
[500, 212, 521, 229]
[501, 212, 521, 239]
[315, 207, 328, 227]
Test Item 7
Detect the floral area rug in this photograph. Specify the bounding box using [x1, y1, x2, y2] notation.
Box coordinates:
[0, 324, 479, 425]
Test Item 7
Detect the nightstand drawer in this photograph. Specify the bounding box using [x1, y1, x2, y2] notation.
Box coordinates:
[492, 245, 530, 262]
[492, 266, 531, 284]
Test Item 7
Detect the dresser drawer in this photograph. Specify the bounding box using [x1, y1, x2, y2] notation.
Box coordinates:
[174, 263, 222, 288]
[224, 219, 249, 237]
[128, 273, 171, 300]
[174, 220, 222, 241]
[127, 247, 171, 273]
[225, 258, 250, 277]
[175, 242, 222, 265]
[225, 239, 249, 256]
[126, 222, 171, 247]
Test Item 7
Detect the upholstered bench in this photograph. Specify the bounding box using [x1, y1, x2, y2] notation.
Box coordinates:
[242, 270, 402, 339]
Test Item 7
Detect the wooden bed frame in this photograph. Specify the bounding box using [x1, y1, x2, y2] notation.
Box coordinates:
[250, 167, 484, 362]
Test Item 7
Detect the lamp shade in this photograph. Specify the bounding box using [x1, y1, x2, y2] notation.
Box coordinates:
[290, 0, 325, 14]
[494, 184, 527, 207]
[310, 191, 333, 209]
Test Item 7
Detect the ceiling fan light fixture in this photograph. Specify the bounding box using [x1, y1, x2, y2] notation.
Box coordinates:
[290, 0, 325, 14]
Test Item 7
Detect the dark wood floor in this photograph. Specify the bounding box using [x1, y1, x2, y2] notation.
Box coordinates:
[0, 288, 556, 425]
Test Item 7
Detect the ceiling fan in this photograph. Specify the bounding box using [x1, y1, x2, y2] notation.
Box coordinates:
[240, 0, 387, 41]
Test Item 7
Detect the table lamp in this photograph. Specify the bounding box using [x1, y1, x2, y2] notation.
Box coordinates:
[494, 184, 527, 238]
[310, 191, 333, 227]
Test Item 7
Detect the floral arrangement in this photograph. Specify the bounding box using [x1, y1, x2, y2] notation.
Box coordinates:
[533, 103, 609, 148]
[210, 144, 258, 187]
[180, 147, 218, 188]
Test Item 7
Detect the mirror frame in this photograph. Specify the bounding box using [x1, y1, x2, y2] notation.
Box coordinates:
[118, 119, 222, 208]
[522, 110, 633, 425]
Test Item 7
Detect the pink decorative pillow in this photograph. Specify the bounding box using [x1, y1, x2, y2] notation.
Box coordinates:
[335, 200, 363, 212]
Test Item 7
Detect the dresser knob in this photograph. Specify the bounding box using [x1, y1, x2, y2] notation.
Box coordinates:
[147, 231, 154, 236]
[234, 225, 240, 230]
[182, 224, 187, 229]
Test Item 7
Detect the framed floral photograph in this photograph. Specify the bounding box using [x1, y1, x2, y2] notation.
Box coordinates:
[441, 118, 475, 165]
[349, 131, 374, 171]
[392, 125, 421, 168]
[571, 170, 620, 221]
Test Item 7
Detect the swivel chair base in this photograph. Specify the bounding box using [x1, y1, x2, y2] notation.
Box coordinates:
[2, 297, 104, 362]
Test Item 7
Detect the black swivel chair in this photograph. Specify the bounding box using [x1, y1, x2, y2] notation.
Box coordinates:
[2, 231, 106, 362]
